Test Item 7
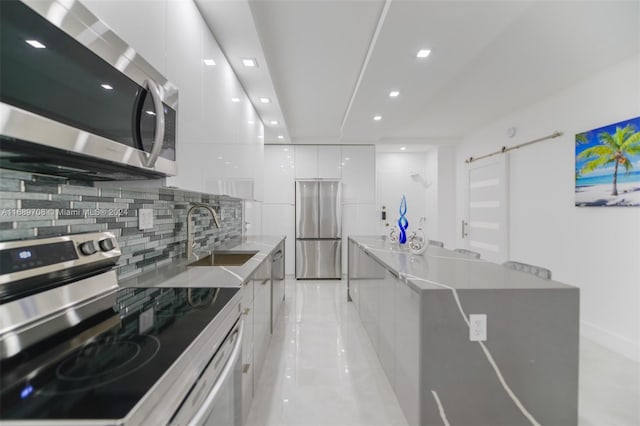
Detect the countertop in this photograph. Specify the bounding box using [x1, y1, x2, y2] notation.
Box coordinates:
[349, 236, 577, 292]
[118, 236, 285, 288]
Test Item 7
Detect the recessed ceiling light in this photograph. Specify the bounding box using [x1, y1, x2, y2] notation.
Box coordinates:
[283, 148, 289, 152]
[224, 161, 231, 165]
[259, 97, 271, 104]
[101, 84, 113, 90]
[217, 156, 223, 160]
[345, 157, 350, 161]
[248, 120, 254, 124]
[270, 120, 279, 125]
[373, 115, 382, 121]
[26, 40, 46, 48]
[416, 49, 431, 59]
[231, 97, 240, 103]
[145, 110, 156, 116]
[400, 146, 407, 151]
[389, 91, 400, 98]
[277, 135, 284, 139]
[203, 58, 216, 66]
[242, 58, 257, 67]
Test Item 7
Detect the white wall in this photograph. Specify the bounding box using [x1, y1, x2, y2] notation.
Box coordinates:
[377, 152, 428, 237]
[377, 149, 456, 249]
[455, 55, 640, 361]
[437, 147, 457, 248]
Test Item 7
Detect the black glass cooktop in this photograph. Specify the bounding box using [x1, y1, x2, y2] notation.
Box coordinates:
[0, 286, 239, 420]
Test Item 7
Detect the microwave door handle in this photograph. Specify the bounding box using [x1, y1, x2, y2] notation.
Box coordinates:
[189, 320, 244, 425]
[140, 79, 165, 168]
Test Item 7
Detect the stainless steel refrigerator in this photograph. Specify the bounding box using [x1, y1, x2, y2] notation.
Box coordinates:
[295, 180, 342, 279]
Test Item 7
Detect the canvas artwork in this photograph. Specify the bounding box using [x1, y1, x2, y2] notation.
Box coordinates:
[575, 116, 640, 207]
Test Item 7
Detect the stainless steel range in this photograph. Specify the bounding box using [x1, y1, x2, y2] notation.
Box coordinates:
[0, 233, 243, 425]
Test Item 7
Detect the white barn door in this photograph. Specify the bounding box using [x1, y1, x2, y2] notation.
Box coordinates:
[465, 155, 509, 263]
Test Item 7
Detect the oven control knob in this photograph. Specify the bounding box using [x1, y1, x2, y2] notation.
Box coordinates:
[99, 238, 115, 252]
[79, 241, 97, 256]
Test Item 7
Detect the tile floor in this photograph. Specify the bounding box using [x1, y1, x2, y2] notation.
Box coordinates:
[246, 278, 640, 426]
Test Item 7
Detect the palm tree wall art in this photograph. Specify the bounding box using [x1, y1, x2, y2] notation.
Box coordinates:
[575, 116, 640, 207]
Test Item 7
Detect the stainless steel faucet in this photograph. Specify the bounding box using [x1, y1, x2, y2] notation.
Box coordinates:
[186, 203, 221, 259]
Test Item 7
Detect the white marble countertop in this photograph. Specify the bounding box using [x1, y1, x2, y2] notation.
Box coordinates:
[118, 236, 285, 288]
[349, 236, 577, 292]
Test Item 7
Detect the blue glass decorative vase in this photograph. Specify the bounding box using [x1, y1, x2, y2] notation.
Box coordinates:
[398, 195, 409, 244]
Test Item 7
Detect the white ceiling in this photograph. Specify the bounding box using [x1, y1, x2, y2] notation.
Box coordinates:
[196, 0, 640, 147]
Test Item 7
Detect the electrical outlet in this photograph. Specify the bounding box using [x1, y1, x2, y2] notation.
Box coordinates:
[469, 314, 487, 342]
[138, 208, 153, 230]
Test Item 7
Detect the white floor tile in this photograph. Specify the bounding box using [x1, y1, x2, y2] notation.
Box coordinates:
[247, 278, 640, 426]
[246, 279, 407, 426]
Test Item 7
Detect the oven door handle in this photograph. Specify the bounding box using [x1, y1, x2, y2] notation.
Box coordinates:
[189, 319, 244, 425]
[140, 79, 165, 168]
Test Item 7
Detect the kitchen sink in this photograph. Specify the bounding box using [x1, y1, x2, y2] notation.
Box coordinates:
[187, 251, 258, 267]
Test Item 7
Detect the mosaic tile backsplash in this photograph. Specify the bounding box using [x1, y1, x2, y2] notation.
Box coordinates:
[0, 169, 243, 280]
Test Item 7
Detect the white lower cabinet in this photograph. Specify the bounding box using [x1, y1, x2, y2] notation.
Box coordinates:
[240, 277, 254, 425]
[348, 242, 421, 426]
[394, 273, 420, 426]
[240, 241, 286, 424]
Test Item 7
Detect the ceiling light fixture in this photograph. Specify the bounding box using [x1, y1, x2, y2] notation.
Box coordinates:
[416, 49, 431, 59]
[400, 146, 407, 151]
[231, 97, 240, 103]
[259, 97, 271, 104]
[389, 91, 400, 98]
[101, 84, 113, 90]
[242, 58, 257, 67]
[248, 120, 255, 124]
[373, 115, 382, 121]
[277, 135, 284, 139]
[270, 120, 279, 125]
[203, 58, 216, 66]
[26, 40, 46, 48]
[145, 110, 156, 116]
[283, 148, 289, 152]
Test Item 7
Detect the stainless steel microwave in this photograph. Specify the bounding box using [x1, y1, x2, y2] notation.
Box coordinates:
[0, 0, 178, 180]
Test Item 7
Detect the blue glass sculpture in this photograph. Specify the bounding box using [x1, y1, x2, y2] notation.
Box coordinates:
[398, 195, 409, 244]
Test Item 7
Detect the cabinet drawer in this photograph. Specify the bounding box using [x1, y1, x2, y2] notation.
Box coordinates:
[241, 358, 253, 425]
[242, 279, 254, 303]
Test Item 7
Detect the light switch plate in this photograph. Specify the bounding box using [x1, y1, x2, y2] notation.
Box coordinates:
[469, 314, 487, 341]
[138, 208, 154, 230]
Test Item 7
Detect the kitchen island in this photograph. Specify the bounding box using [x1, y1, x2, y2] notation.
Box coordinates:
[348, 236, 579, 426]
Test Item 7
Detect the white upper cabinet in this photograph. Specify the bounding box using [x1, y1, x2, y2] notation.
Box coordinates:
[341, 145, 375, 203]
[166, 0, 205, 145]
[83, 0, 264, 200]
[294, 145, 318, 179]
[293, 145, 341, 179]
[318, 146, 341, 179]
[264, 146, 295, 204]
[81, 1, 168, 75]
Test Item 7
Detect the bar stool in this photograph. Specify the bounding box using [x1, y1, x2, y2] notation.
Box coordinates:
[502, 260, 552, 279]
